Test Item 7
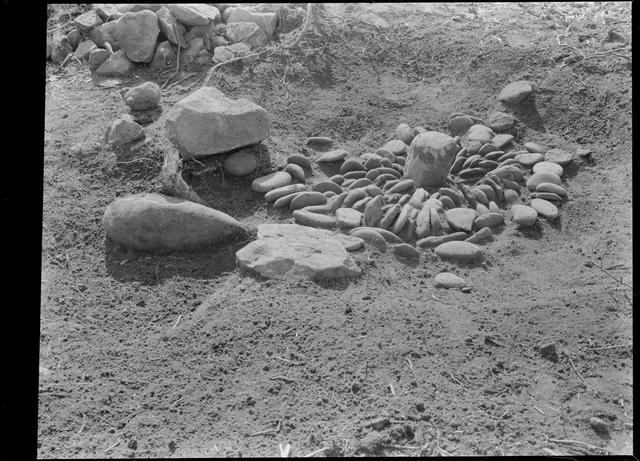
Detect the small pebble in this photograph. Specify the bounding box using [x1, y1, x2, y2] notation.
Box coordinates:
[576, 148, 592, 158]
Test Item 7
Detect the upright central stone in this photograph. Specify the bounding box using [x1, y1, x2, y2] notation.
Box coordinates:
[403, 131, 459, 188]
[165, 87, 270, 159]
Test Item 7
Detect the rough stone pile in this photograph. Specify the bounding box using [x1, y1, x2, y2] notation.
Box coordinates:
[47, 4, 297, 75]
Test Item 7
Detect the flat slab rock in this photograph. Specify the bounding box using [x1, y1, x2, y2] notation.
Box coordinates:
[236, 224, 361, 279]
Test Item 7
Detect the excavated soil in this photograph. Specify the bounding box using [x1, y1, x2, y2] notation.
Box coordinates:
[40, 3, 633, 457]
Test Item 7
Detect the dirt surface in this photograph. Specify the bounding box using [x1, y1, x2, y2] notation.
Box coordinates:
[40, 3, 633, 457]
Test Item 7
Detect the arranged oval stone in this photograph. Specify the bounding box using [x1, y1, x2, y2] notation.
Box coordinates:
[363, 196, 383, 227]
[375, 147, 395, 160]
[416, 232, 467, 248]
[479, 144, 499, 156]
[471, 188, 490, 206]
[497, 151, 517, 162]
[467, 125, 495, 144]
[340, 158, 367, 174]
[536, 182, 567, 197]
[305, 136, 334, 150]
[450, 156, 466, 175]
[342, 179, 355, 188]
[222, 149, 258, 176]
[448, 115, 475, 136]
[285, 163, 306, 182]
[265, 184, 308, 202]
[445, 208, 478, 232]
[329, 175, 345, 186]
[366, 185, 384, 197]
[273, 191, 304, 208]
[351, 229, 387, 252]
[290, 192, 327, 210]
[343, 188, 368, 208]
[502, 178, 521, 191]
[103, 193, 246, 251]
[478, 159, 499, 170]
[293, 210, 336, 229]
[465, 227, 492, 244]
[336, 208, 363, 228]
[492, 134, 515, 149]
[458, 167, 485, 178]
[380, 204, 401, 229]
[347, 177, 373, 189]
[484, 151, 505, 162]
[312, 180, 342, 194]
[392, 243, 419, 259]
[335, 233, 364, 251]
[474, 212, 504, 230]
[383, 139, 409, 156]
[531, 198, 559, 219]
[316, 149, 348, 163]
[287, 154, 313, 170]
[302, 203, 333, 214]
[387, 179, 415, 194]
[498, 80, 533, 104]
[524, 142, 548, 153]
[391, 204, 412, 235]
[476, 203, 490, 215]
[531, 192, 563, 201]
[533, 161, 564, 177]
[486, 111, 516, 132]
[511, 204, 538, 227]
[462, 154, 482, 169]
[365, 169, 382, 181]
[252, 171, 292, 193]
[475, 184, 496, 202]
[434, 241, 483, 263]
[434, 272, 466, 289]
[504, 189, 521, 206]
[526, 171, 562, 191]
[516, 152, 544, 167]
[545, 148, 573, 166]
[493, 165, 524, 182]
[329, 192, 348, 211]
[350, 227, 402, 243]
[352, 196, 372, 213]
[377, 167, 402, 178]
[363, 156, 382, 170]
[439, 195, 455, 210]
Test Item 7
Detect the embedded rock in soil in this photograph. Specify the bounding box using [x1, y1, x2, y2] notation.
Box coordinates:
[236, 223, 360, 279]
[156, 6, 188, 47]
[531, 198, 559, 219]
[544, 148, 573, 166]
[404, 131, 459, 188]
[486, 111, 516, 132]
[316, 149, 348, 163]
[95, 49, 133, 76]
[434, 241, 483, 263]
[252, 171, 292, 193]
[465, 226, 492, 244]
[383, 139, 409, 156]
[351, 229, 387, 252]
[103, 193, 246, 251]
[124, 82, 162, 111]
[212, 42, 251, 63]
[225, 22, 269, 49]
[416, 232, 467, 248]
[306, 136, 334, 150]
[165, 87, 269, 159]
[74, 10, 103, 30]
[395, 123, 415, 145]
[533, 161, 564, 177]
[115, 10, 160, 63]
[225, 7, 278, 37]
[498, 80, 533, 104]
[105, 114, 144, 145]
[288, 154, 313, 170]
[434, 272, 466, 289]
[223, 149, 258, 176]
[336, 208, 363, 228]
[340, 158, 367, 174]
[467, 124, 495, 144]
[504, 189, 521, 206]
[166, 4, 220, 26]
[445, 208, 478, 233]
[511, 204, 538, 227]
[392, 243, 419, 259]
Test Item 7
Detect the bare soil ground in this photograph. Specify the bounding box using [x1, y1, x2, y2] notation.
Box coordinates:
[39, 3, 633, 457]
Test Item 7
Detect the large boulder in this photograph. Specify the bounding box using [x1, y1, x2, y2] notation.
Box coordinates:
[403, 131, 459, 188]
[236, 223, 361, 279]
[166, 4, 220, 26]
[225, 6, 278, 37]
[115, 10, 160, 63]
[224, 22, 269, 49]
[103, 193, 246, 252]
[165, 87, 270, 159]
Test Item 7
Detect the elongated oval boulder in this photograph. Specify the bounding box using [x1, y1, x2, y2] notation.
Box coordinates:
[340, 158, 367, 174]
[351, 229, 387, 252]
[316, 149, 348, 163]
[265, 184, 308, 202]
[285, 163, 306, 182]
[165, 87, 270, 159]
[236, 223, 360, 279]
[511, 204, 538, 227]
[465, 227, 492, 244]
[363, 196, 383, 227]
[404, 131, 459, 188]
[313, 180, 342, 194]
[536, 182, 567, 197]
[103, 193, 246, 251]
[531, 198, 559, 219]
[273, 191, 304, 208]
[473, 212, 504, 230]
[252, 171, 292, 193]
[115, 10, 160, 63]
[392, 243, 419, 259]
[416, 232, 467, 248]
[293, 210, 336, 229]
[350, 227, 402, 243]
[434, 241, 483, 263]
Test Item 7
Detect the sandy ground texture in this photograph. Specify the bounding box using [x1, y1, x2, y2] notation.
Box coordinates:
[40, 2, 632, 457]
